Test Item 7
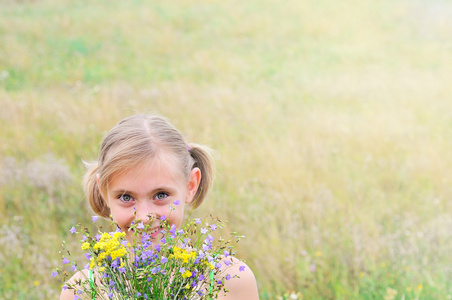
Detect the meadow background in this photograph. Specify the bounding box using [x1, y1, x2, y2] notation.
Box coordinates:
[1, 0, 452, 299]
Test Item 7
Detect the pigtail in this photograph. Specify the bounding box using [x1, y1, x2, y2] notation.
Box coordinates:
[188, 143, 215, 208]
[83, 161, 110, 218]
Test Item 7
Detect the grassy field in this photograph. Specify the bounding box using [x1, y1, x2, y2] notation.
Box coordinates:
[1, 0, 452, 298]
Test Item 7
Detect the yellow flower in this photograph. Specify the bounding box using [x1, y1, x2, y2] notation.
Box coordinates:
[33, 281, 40, 286]
[99, 267, 105, 272]
[97, 252, 107, 263]
[182, 270, 192, 278]
[81, 242, 90, 250]
[113, 232, 125, 239]
[170, 247, 196, 263]
[100, 232, 111, 242]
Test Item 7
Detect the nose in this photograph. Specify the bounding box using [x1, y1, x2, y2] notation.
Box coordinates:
[134, 201, 158, 224]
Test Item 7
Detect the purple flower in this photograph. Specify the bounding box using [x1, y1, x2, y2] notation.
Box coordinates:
[84, 253, 92, 260]
[119, 267, 125, 273]
[215, 262, 222, 268]
[62, 258, 70, 264]
[224, 250, 230, 257]
[83, 263, 90, 270]
[95, 234, 101, 241]
[210, 224, 217, 231]
[195, 218, 202, 224]
[137, 292, 142, 296]
[111, 259, 119, 268]
[62, 285, 67, 290]
[224, 260, 231, 266]
[160, 215, 167, 221]
[109, 280, 115, 287]
[179, 267, 185, 274]
[239, 265, 246, 272]
[92, 216, 99, 223]
[217, 280, 223, 285]
[74, 295, 81, 300]
[141, 232, 150, 241]
[137, 222, 145, 230]
[82, 235, 87, 241]
[205, 235, 214, 243]
[198, 274, 205, 281]
[161, 256, 168, 264]
[69, 227, 76, 234]
[173, 200, 180, 205]
[71, 265, 77, 272]
[201, 228, 208, 234]
[226, 274, 231, 280]
[310, 263, 316, 273]
[169, 225, 177, 238]
[51, 271, 58, 277]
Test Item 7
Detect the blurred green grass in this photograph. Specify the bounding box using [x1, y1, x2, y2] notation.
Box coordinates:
[1, 0, 452, 299]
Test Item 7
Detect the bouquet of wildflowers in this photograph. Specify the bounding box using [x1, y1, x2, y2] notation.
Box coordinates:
[53, 212, 245, 300]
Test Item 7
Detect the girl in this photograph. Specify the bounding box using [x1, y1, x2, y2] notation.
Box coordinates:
[60, 114, 259, 300]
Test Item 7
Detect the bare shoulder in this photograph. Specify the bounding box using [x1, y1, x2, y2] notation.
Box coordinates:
[217, 256, 259, 300]
[59, 269, 90, 300]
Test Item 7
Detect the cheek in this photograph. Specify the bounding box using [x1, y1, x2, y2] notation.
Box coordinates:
[109, 205, 131, 226]
[168, 206, 185, 227]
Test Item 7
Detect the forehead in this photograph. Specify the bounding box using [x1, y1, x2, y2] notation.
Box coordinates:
[109, 153, 186, 189]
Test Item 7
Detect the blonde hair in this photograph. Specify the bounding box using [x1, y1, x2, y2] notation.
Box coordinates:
[83, 114, 215, 218]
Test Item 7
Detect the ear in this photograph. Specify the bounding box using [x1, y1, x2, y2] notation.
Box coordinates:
[186, 167, 201, 204]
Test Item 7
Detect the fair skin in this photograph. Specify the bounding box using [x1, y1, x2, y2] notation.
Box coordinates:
[61, 154, 259, 299]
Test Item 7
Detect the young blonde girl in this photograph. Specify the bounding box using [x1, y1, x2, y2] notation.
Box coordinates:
[60, 114, 259, 300]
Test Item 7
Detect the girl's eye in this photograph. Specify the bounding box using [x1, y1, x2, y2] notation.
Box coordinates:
[155, 192, 168, 200]
[119, 194, 133, 202]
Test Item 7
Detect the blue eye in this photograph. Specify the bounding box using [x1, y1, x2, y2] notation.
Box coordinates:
[155, 192, 168, 200]
[119, 194, 133, 202]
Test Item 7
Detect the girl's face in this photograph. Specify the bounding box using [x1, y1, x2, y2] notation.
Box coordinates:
[101, 154, 200, 243]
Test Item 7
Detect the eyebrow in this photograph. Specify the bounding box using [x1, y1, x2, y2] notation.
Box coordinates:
[109, 185, 176, 195]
